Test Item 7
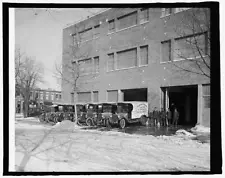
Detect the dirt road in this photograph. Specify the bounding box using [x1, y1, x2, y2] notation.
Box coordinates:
[15, 118, 210, 172]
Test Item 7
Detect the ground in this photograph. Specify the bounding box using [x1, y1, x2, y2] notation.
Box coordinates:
[15, 117, 210, 172]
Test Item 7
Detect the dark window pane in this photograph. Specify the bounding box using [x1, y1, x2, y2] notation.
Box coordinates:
[161, 40, 171, 62]
[117, 11, 137, 30]
[117, 48, 137, 69]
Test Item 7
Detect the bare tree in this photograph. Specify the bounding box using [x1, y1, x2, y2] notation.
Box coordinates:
[163, 8, 210, 78]
[55, 23, 99, 125]
[15, 48, 44, 117]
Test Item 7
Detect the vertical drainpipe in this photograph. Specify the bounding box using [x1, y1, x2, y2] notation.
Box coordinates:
[197, 84, 203, 125]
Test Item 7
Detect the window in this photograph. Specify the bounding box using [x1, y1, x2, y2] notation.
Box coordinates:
[71, 93, 74, 103]
[78, 58, 92, 75]
[108, 19, 115, 33]
[45, 92, 49, 100]
[107, 90, 118, 102]
[161, 8, 172, 17]
[40, 92, 43, 100]
[94, 25, 100, 38]
[117, 11, 137, 30]
[78, 27, 93, 42]
[35, 92, 39, 99]
[140, 8, 149, 23]
[107, 53, 115, 71]
[93, 56, 99, 73]
[51, 93, 54, 100]
[77, 92, 91, 103]
[174, 33, 207, 60]
[117, 48, 137, 69]
[59, 94, 61, 99]
[56, 94, 58, 99]
[93, 91, 99, 103]
[140, 45, 148, 66]
[161, 40, 171, 62]
[203, 84, 210, 108]
[175, 8, 190, 13]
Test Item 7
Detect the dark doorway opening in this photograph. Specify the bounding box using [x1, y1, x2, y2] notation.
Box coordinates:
[162, 85, 198, 126]
[123, 88, 147, 102]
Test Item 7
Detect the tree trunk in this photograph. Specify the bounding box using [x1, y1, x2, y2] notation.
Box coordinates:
[24, 98, 29, 118]
[74, 93, 78, 125]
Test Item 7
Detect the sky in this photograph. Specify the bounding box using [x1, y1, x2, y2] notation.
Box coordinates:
[15, 8, 104, 91]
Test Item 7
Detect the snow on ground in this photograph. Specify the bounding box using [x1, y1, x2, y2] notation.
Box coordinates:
[15, 119, 210, 172]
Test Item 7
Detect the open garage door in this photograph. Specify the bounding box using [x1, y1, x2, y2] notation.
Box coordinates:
[123, 88, 147, 102]
[161, 85, 197, 126]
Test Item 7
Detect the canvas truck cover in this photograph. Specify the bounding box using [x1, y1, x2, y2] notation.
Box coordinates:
[129, 102, 148, 119]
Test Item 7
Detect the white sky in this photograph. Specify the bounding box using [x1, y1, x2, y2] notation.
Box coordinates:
[15, 8, 104, 91]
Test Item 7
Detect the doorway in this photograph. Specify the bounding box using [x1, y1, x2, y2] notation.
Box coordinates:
[161, 85, 198, 126]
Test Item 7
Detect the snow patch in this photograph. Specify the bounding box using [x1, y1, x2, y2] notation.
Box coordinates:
[175, 129, 196, 137]
[53, 120, 80, 132]
[190, 125, 210, 133]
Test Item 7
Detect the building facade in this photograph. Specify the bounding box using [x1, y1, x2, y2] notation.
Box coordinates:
[62, 8, 210, 127]
[15, 88, 62, 114]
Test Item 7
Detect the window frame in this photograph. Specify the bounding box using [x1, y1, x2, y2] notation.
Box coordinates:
[173, 32, 208, 61]
[107, 53, 115, 72]
[93, 25, 100, 39]
[116, 47, 138, 70]
[78, 27, 93, 43]
[160, 40, 172, 63]
[78, 58, 93, 76]
[117, 11, 138, 31]
[93, 56, 100, 73]
[140, 8, 149, 24]
[108, 19, 115, 34]
[161, 8, 172, 18]
[139, 45, 149, 66]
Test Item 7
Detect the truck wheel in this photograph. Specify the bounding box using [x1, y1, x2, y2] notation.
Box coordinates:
[106, 119, 111, 128]
[86, 118, 93, 126]
[119, 118, 126, 129]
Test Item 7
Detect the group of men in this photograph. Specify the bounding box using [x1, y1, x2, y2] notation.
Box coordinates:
[148, 103, 179, 127]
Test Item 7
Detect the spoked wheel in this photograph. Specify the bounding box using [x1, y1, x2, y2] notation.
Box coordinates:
[119, 118, 126, 129]
[86, 118, 93, 126]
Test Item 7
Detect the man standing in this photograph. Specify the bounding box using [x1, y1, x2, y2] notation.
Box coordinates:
[172, 107, 179, 126]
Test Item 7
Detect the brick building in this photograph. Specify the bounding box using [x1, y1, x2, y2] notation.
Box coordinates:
[62, 8, 210, 127]
[15, 88, 62, 113]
